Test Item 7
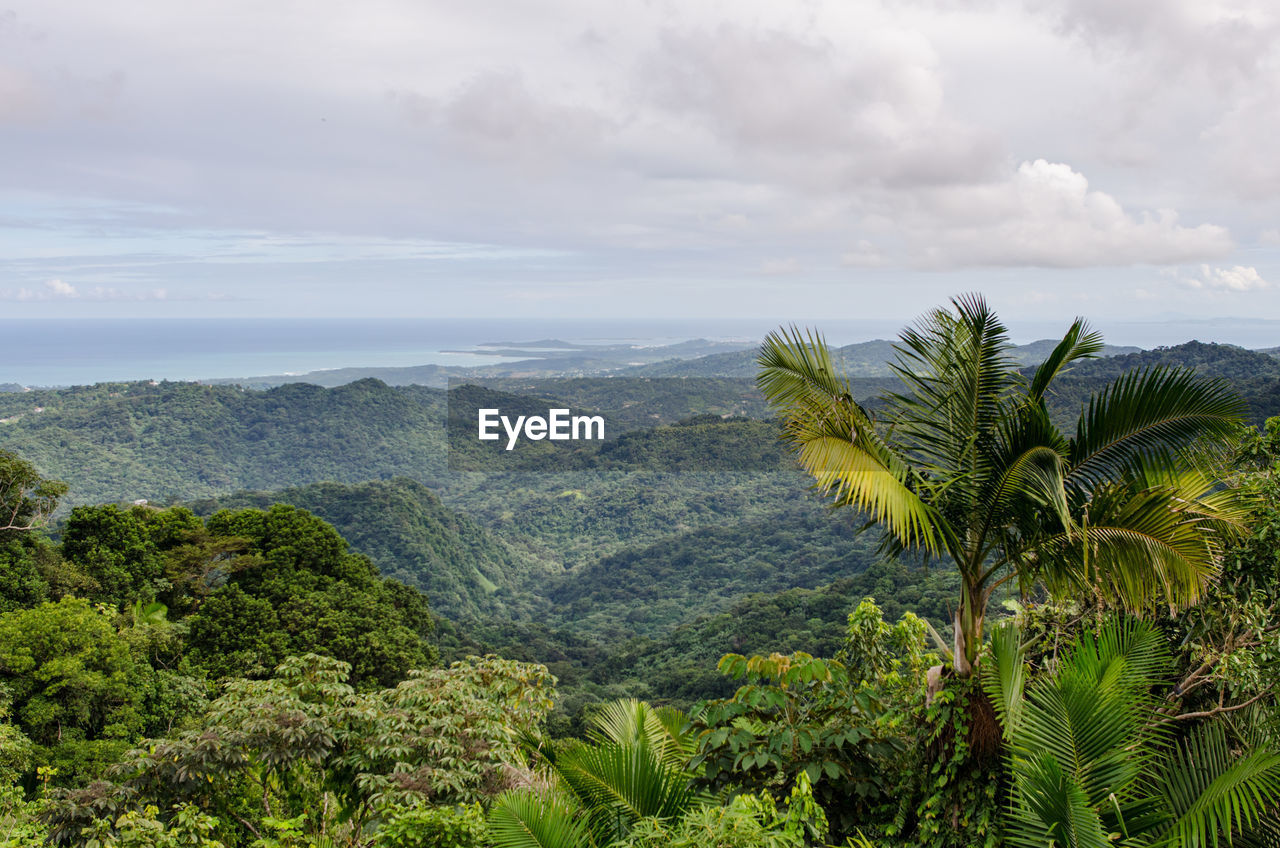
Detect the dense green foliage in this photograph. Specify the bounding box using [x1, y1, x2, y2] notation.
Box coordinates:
[1039, 340, 1280, 426]
[185, 504, 436, 687]
[190, 480, 534, 624]
[41, 654, 554, 846]
[0, 480, 439, 795]
[0, 597, 192, 783]
[6, 309, 1280, 847]
[0, 380, 449, 508]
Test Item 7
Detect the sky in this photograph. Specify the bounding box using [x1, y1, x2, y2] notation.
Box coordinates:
[1, 0, 1278, 323]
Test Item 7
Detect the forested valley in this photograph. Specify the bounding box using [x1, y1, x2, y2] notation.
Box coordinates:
[3, 299, 1280, 847]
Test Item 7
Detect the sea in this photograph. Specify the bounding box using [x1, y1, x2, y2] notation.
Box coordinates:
[2, 316, 1278, 388]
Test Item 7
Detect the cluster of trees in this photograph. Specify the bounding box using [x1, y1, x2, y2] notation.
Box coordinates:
[0, 460, 436, 795]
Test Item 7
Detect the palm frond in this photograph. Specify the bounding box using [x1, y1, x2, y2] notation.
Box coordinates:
[976, 401, 1072, 540]
[757, 324, 852, 410]
[758, 326, 947, 555]
[1068, 367, 1247, 490]
[1004, 620, 1172, 847]
[982, 620, 1028, 740]
[1006, 751, 1114, 848]
[1071, 617, 1172, 694]
[1154, 722, 1280, 848]
[1012, 620, 1168, 804]
[584, 700, 691, 770]
[489, 787, 595, 848]
[555, 740, 698, 842]
[1036, 469, 1248, 613]
[1026, 318, 1104, 403]
[794, 434, 947, 554]
[889, 294, 1016, 490]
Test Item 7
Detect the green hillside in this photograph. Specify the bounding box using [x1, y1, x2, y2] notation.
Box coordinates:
[1038, 340, 1280, 424]
[0, 379, 449, 507]
[187, 478, 540, 623]
[542, 508, 875, 640]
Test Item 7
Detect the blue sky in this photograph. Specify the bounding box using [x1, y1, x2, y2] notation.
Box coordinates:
[1, 0, 1278, 322]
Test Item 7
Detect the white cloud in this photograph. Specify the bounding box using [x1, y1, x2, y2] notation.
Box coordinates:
[45, 278, 77, 296]
[1178, 264, 1269, 292]
[642, 23, 1001, 191]
[0, 278, 172, 301]
[903, 160, 1233, 268]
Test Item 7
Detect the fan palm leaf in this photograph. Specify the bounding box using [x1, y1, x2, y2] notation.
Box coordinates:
[1001, 620, 1172, 847]
[982, 620, 1029, 741]
[584, 700, 692, 770]
[555, 740, 698, 844]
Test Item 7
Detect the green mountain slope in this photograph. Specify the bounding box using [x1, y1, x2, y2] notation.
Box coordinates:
[621, 559, 964, 706]
[188, 478, 540, 623]
[1038, 341, 1280, 425]
[0, 379, 448, 507]
[542, 507, 876, 639]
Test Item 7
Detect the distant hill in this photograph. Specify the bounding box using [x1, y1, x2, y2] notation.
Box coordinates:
[188, 478, 541, 623]
[542, 507, 876, 639]
[625, 341, 897, 379]
[0, 378, 449, 507]
[0, 374, 791, 506]
[203, 338, 750, 389]
[623, 559, 963, 706]
[1009, 338, 1141, 364]
[9, 339, 1278, 511]
[1037, 341, 1280, 425]
[627, 338, 1140, 378]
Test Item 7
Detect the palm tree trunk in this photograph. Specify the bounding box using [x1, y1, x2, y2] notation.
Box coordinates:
[952, 577, 983, 676]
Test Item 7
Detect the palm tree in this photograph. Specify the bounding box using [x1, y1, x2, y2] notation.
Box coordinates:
[489, 700, 701, 848]
[757, 294, 1247, 675]
[983, 617, 1280, 847]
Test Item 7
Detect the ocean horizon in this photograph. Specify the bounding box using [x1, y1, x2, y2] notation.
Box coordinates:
[3, 315, 1278, 388]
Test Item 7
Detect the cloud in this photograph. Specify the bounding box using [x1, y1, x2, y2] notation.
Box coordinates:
[0, 1, 1273, 318]
[759, 257, 802, 275]
[642, 23, 1001, 191]
[1038, 0, 1278, 82]
[0, 278, 172, 301]
[395, 69, 614, 171]
[903, 160, 1233, 268]
[841, 240, 888, 267]
[1177, 264, 1269, 292]
[1028, 0, 1280, 198]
